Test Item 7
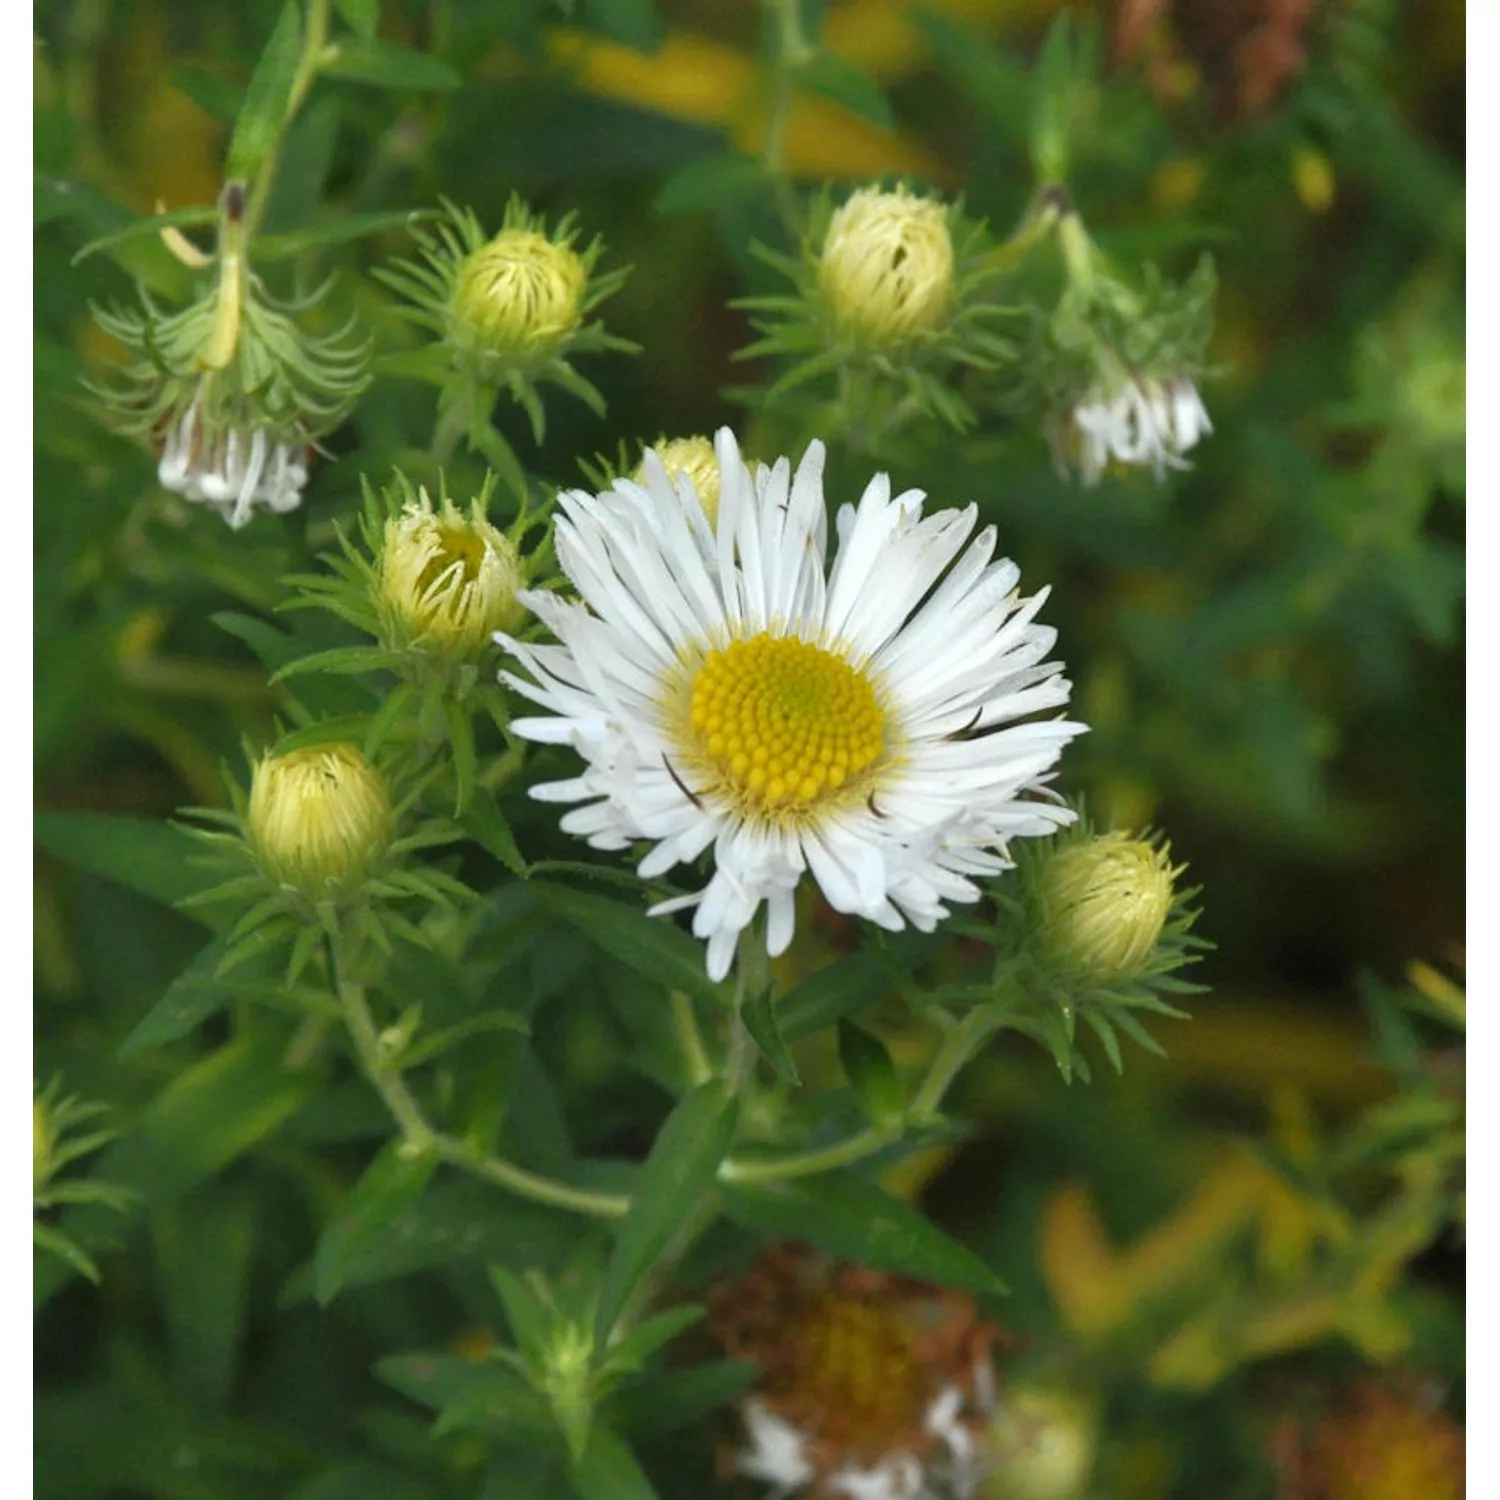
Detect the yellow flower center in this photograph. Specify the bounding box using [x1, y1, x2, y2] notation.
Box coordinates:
[687, 636, 885, 813]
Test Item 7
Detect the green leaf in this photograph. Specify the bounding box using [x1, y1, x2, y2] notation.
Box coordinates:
[725, 1174, 1006, 1293]
[653, 152, 767, 216]
[35, 811, 208, 914]
[593, 1082, 738, 1342]
[321, 38, 463, 91]
[837, 1019, 902, 1126]
[315, 1139, 438, 1305]
[797, 53, 894, 130]
[69, 203, 218, 266]
[377, 1353, 551, 1440]
[569, 1424, 659, 1500]
[460, 790, 528, 877]
[778, 952, 889, 1042]
[227, 1, 305, 181]
[580, 0, 663, 53]
[741, 988, 800, 1085]
[279, 1179, 578, 1302]
[34, 1222, 100, 1284]
[169, 65, 245, 126]
[333, 0, 380, 40]
[533, 884, 721, 1008]
[607, 1359, 758, 1439]
[488, 1265, 555, 1364]
[119, 932, 242, 1056]
[596, 1304, 703, 1377]
[212, 610, 305, 671]
[152, 1186, 258, 1411]
[272, 714, 379, 753]
[252, 209, 429, 260]
[444, 697, 477, 815]
[36, 1034, 313, 1307]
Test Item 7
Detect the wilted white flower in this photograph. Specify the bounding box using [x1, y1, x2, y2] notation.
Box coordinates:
[156, 392, 311, 529]
[1060, 373, 1212, 486]
[500, 428, 1084, 980]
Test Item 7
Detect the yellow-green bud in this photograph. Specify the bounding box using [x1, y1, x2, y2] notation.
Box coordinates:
[819, 186, 954, 348]
[450, 228, 587, 361]
[1039, 832, 1175, 980]
[248, 743, 393, 897]
[982, 1385, 1098, 1500]
[380, 488, 527, 656]
[33, 1099, 51, 1194]
[638, 435, 722, 525]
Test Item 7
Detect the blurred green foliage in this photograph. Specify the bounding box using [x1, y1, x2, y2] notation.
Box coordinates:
[35, 2, 1462, 1498]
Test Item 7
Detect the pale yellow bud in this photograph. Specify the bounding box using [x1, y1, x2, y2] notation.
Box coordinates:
[33, 1099, 51, 1195]
[248, 743, 393, 897]
[1039, 832, 1175, 980]
[819, 187, 954, 348]
[451, 229, 587, 361]
[639, 435, 722, 524]
[380, 488, 526, 656]
[982, 1385, 1098, 1500]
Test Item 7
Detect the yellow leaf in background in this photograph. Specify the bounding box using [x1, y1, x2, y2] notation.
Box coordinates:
[1041, 1155, 1264, 1341]
[544, 28, 949, 183]
[822, 0, 1062, 81]
[1291, 144, 1336, 215]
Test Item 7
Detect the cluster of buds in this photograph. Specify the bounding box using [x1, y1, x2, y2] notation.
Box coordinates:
[89, 182, 369, 528]
[739, 184, 1013, 442]
[378, 195, 634, 446]
[1033, 206, 1216, 486]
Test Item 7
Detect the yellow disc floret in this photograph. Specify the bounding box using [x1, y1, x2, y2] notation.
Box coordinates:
[687, 636, 885, 814]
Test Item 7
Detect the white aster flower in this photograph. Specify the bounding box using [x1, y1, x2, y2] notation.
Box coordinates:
[500, 428, 1085, 980]
[1063, 373, 1212, 487]
[157, 391, 310, 529]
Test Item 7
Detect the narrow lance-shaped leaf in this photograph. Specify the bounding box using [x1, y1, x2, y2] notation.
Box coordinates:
[593, 1081, 738, 1343]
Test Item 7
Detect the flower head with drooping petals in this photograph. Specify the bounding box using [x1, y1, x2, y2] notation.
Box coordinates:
[500, 429, 1085, 979]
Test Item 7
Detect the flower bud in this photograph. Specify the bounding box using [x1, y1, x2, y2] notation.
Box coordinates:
[637, 435, 722, 524]
[379, 487, 526, 656]
[450, 228, 587, 364]
[981, 1384, 1098, 1500]
[248, 743, 393, 899]
[819, 186, 955, 348]
[1038, 832, 1175, 980]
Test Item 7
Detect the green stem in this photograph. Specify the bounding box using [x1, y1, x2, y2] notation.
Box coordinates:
[671, 992, 714, 1088]
[719, 1001, 1010, 1185]
[330, 922, 630, 1219]
[243, 0, 332, 240]
[720, 1123, 901, 1184]
[762, 0, 812, 236]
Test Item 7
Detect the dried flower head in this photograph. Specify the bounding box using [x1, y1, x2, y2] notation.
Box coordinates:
[710, 1243, 1007, 1499]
